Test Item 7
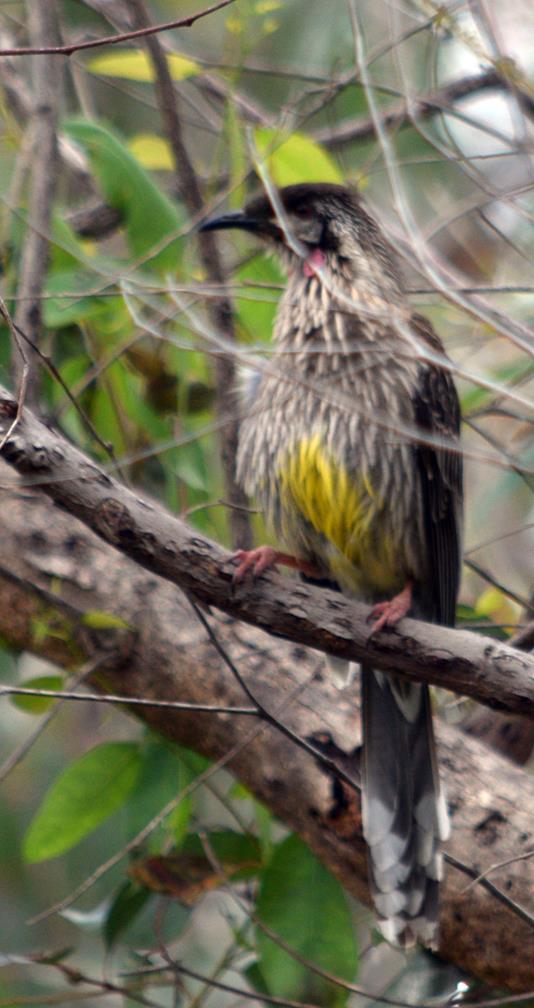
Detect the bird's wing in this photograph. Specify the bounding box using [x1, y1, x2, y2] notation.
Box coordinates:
[411, 314, 463, 627]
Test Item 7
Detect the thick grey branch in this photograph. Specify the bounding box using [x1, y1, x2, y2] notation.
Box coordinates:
[0, 384, 532, 719]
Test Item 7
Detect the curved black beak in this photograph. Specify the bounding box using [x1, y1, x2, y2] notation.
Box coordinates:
[199, 211, 261, 234]
[198, 211, 280, 240]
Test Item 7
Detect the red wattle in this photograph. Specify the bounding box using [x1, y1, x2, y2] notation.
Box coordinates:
[303, 248, 326, 277]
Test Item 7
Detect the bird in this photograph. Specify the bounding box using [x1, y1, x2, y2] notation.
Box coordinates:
[200, 183, 463, 946]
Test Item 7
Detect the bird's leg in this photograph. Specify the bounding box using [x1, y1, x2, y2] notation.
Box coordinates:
[232, 546, 321, 584]
[369, 580, 413, 634]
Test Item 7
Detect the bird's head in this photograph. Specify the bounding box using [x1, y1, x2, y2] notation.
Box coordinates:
[200, 183, 377, 275]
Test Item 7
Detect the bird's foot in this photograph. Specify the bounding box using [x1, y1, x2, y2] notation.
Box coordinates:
[368, 581, 413, 634]
[232, 546, 321, 584]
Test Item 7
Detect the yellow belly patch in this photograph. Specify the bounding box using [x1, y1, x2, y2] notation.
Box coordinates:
[278, 434, 398, 593]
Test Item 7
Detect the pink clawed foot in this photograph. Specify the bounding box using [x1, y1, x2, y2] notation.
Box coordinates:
[232, 546, 321, 584]
[369, 581, 413, 634]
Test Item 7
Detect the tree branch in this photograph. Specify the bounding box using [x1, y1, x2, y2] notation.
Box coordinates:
[66, 201, 123, 239]
[11, 1, 63, 407]
[0, 384, 532, 718]
[313, 68, 531, 149]
[0, 467, 532, 990]
[0, 0, 236, 57]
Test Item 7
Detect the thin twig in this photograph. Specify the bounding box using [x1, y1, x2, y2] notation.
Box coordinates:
[461, 849, 534, 893]
[15, 958, 165, 1008]
[190, 599, 361, 791]
[509, 619, 534, 652]
[314, 68, 506, 147]
[0, 0, 236, 57]
[0, 683, 257, 716]
[464, 558, 533, 613]
[0, 299, 28, 452]
[129, 959, 531, 1008]
[444, 852, 534, 929]
[11, 317, 123, 473]
[0, 657, 103, 784]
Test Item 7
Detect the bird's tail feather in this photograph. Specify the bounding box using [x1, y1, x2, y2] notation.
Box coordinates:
[361, 666, 449, 946]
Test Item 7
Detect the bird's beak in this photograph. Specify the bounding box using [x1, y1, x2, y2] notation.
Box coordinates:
[199, 211, 277, 238]
[199, 211, 257, 233]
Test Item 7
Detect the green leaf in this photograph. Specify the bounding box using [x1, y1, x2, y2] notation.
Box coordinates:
[253, 800, 274, 859]
[245, 961, 271, 995]
[88, 356, 143, 456]
[128, 133, 174, 171]
[254, 129, 343, 186]
[24, 742, 141, 862]
[9, 210, 86, 275]
[169, 795, 192, 849]
[456, 603, 482, 624]
[44, 269, 120, 329]
[10, 675, 64, 715]
[87, 50, 199, 82]
[124, 735, 195, 842]
[104, 880, 151, 950]
[82, 610, 131, 630]
[235, 253, 283, 342]
[63, 118, 184, 273]
[256, 835, 357, 1006]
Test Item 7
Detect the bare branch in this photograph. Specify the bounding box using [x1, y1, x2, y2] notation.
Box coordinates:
[314, 69, 511, 148]
[0, 0, 236, 57]
[11, 1, 63, 407]
[0, 684, 257, 716]
[66, 200, 122, 239]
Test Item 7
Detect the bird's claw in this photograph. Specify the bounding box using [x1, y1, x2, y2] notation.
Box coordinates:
[231, 546, 322, 584]
[368, 582, 413, 635]
[231, 546, 279, 584]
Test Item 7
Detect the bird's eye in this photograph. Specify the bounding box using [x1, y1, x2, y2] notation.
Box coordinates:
[293, 204, 313, 219]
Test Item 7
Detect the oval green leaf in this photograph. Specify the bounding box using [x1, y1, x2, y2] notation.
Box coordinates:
[82, 609, 131, 630]
[254, 129, 343, 186]
[128, 133, 174, 171]
[24, 742, 141, 862]
[87, 51, 199, 82]
[63, 118, 184, 273]
[10, 675, 64, 715]
[104, 880, 151, 950]
[256, 834, 357, 1006]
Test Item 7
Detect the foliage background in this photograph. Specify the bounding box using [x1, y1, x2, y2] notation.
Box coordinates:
[0, 0, 532, 1005]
